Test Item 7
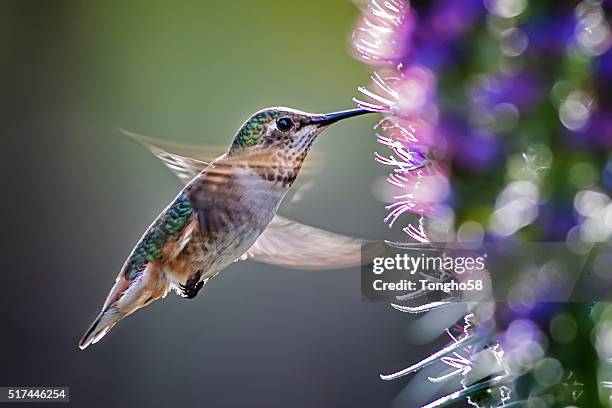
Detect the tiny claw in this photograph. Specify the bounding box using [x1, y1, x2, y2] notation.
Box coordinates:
[180, 276, 205, 299]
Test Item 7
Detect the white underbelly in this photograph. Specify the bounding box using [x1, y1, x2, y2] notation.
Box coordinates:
[201, 225, 264, 278]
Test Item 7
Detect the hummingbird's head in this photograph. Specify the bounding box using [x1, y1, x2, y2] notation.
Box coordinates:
[229, 108, 370, 156]
[228, 107, 371, 187]
[230, 107, 372, 155]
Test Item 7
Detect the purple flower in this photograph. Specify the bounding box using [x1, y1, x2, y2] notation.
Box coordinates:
[352, 0, 414, 64]
[372, 117, 449, 220]
[355, 66, 437, 119]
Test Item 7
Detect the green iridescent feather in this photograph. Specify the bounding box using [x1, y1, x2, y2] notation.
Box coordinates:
[124, 192, 193, 280]
[232, 111, 279, 148]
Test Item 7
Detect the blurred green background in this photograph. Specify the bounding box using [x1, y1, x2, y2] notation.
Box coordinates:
[0, 1, 428, 407]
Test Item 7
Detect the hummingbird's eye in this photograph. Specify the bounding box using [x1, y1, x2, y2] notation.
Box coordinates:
[276, 117, 294, 132]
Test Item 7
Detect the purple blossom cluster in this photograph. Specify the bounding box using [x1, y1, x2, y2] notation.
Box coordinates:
[350, 1, 612, 406]
[352, 0, 612, 242]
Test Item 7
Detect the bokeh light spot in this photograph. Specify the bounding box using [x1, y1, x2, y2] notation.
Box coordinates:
[549, 313, 578, 344]
[534, 358, 563, 387]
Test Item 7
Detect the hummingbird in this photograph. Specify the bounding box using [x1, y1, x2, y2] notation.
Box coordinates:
[79, 106, 375, 350]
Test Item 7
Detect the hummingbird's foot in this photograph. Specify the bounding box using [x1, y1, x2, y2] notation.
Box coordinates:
[179, 271, 204, 299]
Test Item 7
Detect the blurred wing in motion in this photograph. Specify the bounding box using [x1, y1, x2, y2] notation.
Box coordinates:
[121, 129, 222, 183]
[244, 215, 383, 270]
[121, 129, 321, 185]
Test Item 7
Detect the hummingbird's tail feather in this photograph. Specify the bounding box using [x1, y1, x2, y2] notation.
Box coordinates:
[79, 263, 170, 350]
[78, 308, 123, 350]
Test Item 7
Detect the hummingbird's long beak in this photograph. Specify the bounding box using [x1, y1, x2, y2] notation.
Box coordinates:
[309, 108, 373, 126]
